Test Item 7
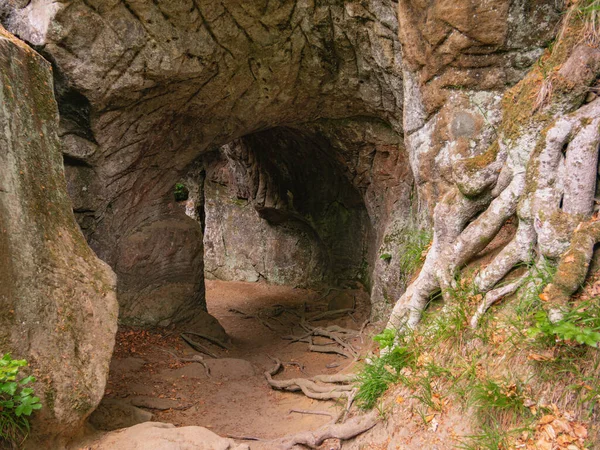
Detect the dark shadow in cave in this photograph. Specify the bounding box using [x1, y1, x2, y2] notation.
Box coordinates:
[180, 126, 375, 292]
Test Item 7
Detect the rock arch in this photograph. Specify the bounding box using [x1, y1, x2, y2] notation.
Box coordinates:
[2, 0, 408, 326]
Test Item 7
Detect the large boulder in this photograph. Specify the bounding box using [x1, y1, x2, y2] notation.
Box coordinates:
[75, 422, 250, 450]
[0, 27, 118, 446]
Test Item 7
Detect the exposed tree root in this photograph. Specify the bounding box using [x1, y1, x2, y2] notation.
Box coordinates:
[471, 273, 529, 328]
[386, 17, 600, 338]
[308, 338, 352, 359]
[271, 410, 379, 450]
[289, 409, 335, 418]
[232, 402, 376, 449]
[264, 357, 355, 401]
[284, 319, 360, 359]
[228, 308, 278, 331]
[312, 287, 343, 302]
[180, 333, 218, 358]
[180, 331, 231, 350]
[308, 308, 356, 322]
[158, 348, 212, 377]
[543, 219, 600, 321]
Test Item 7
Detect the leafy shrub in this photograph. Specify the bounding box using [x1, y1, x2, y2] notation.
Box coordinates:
[0, 354, 42, 447]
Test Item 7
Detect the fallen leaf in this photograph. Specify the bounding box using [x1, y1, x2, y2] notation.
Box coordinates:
[573, 423, 588, 439]
[539, 414, 556, 425]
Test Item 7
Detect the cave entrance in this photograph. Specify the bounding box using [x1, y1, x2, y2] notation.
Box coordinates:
[95, 126, 380, 438]
[187, 126, 374, 291]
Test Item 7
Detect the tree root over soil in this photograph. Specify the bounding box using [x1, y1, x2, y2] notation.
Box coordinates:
[159, 348, 211, 377]
[264, 357, 355, 400]
[386, 11, 600, 337]
[271, 410, 379, 450]
[283, 318, 363, 360]
[253, 358, 377, 449]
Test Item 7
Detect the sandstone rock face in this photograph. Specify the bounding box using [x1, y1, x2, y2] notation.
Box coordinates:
[201, 128, 374, 288]
[0, 27, 118, 445]
[0, 1, 562, 325]
[397, 0, 561, 214]
[1, 0, 405, 325]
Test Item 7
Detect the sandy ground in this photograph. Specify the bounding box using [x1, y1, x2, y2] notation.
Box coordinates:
[93, 280, 372, 444]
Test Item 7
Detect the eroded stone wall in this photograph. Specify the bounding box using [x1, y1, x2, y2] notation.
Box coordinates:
[0, 0, 562, 329]
[1, 0, 404, 326]
[0, 26, 117, 445]
[201, 127, 374, 288]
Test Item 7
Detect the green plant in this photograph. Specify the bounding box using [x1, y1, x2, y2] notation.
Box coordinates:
[458, 419, 524, 450]
[372, 328, 396, 349]
[422, 274, 478, 345]
[355, 330, 416, 409]
[471, 378, 529, 424]
[514, 257, 557, 318]
[529, 304, 600, 347]
[173, 183, 189, 202]
[398, 226, 432, 283]
[568, 374, 600, 419]
[0, 354, 41, 447]
[577, 0, 600, 45]
[379, 253, 392, 262]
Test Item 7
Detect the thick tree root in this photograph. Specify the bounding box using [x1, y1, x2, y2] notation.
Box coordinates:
[542, 219, 600, 321]
[284, 319, 361, 359]
[386, 28, 600, 336]
[470, 273, 529, 328]
[264, 358, 355, 400]
[271, 410, 379, 450]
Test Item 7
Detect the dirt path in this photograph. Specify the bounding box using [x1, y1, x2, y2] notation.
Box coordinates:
[98, 280, 372, 443]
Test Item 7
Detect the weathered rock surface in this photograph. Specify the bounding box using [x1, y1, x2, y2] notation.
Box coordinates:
[0, 26, 118, 445]
[74, 422, 249, 450]
[0, 0, 580, 447]
[398, 0, 561, 214]
[1, 0, 404, 326]
[201, 128, 374, 288]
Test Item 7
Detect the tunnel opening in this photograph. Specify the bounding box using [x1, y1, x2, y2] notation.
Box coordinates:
[93, 121, 413, 438]
[185, 126, 375, 291]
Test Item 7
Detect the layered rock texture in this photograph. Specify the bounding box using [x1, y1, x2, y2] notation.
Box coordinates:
[0, 26, 117, 445]
[1, 0, 409, 325]
[3, 0, 592, 444]
[0, 0, 563, 324]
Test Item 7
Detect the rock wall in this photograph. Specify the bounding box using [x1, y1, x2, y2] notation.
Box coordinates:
[201, 128, 374, 288]
[0, 26, 117, 445]
[0, 0, 404, 326]
[0, 0, 574, 445]
[397, 0, 561, 214]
